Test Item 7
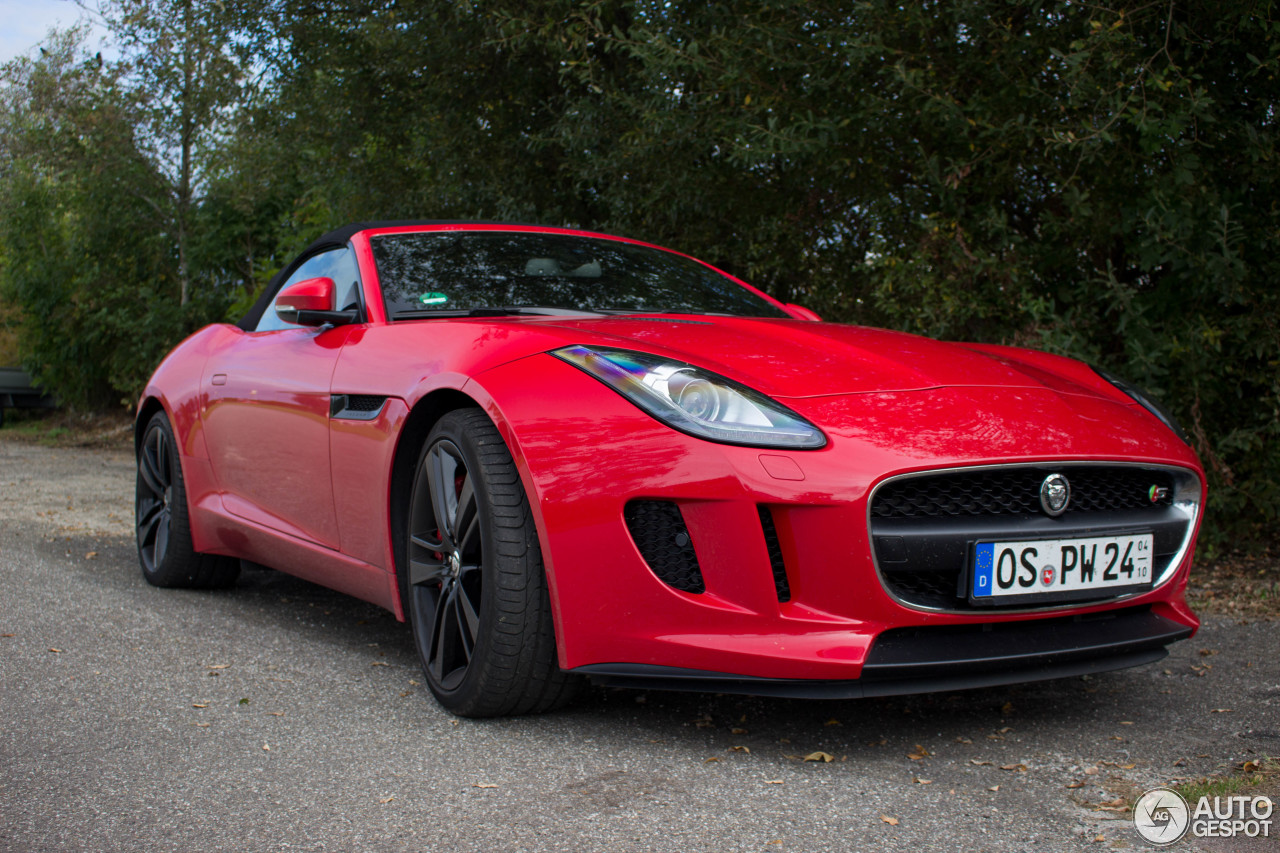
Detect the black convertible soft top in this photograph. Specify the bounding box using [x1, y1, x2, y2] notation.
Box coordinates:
[237, 219, 516, 331]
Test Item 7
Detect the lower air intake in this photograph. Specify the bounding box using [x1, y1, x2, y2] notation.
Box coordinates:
[758, 506, 791, 602]
[623, 500, 705, 594]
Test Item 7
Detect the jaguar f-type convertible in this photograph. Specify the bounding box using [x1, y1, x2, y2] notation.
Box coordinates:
[135, 221, 1204, 716]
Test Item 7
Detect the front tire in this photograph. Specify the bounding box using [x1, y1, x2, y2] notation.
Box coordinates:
[135, 411, 239, 589]
[406, 409, 576, 717]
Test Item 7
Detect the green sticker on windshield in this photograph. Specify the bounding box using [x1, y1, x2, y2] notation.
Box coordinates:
[419, 292, 448, 305]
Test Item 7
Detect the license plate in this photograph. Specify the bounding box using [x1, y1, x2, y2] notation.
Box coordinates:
[970, 532, 1154, 604]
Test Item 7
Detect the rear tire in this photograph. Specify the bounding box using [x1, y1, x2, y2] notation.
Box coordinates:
[405, 408, 577, 717]
[136, 411, 239, 589]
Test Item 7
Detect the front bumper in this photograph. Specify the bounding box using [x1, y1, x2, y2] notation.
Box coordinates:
[475, 354, 1205, 684]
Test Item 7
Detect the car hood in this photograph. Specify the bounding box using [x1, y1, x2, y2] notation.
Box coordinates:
[533, 316, 1113, 401]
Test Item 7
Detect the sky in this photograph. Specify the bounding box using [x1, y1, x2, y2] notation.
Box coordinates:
[0, 0, 111, 66]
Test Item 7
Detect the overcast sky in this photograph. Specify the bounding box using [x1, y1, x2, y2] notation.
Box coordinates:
[0, 0, 111, 66]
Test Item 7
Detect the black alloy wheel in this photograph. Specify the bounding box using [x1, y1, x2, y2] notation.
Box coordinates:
[135, 411, 239, 589]
[408, 435, 484, 690]
[405, 409, 576, 716]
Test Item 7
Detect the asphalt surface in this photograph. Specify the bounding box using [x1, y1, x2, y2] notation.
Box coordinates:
[1, 436, 1276, 852]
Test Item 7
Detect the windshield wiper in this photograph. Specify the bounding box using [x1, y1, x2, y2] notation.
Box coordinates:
[391, 305, 604, 320]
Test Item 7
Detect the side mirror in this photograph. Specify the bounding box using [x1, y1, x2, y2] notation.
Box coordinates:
[274, 277, 357, 327]
[786, 303, 822, 322]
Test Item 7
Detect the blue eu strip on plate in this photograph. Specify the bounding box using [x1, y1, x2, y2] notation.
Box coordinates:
[972, 542, 994, 598]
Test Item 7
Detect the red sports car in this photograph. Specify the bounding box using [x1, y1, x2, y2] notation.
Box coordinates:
[135, 222, 1204, 716]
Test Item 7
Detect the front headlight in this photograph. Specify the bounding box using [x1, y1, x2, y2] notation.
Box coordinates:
[552, 345, 827, 449]
[1093, 366, 1192, 446]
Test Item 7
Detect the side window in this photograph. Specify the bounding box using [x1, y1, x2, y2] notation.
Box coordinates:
[255, 247, 363, 332]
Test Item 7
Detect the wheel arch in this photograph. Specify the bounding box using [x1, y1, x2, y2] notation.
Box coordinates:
[134, 395, 166, 454]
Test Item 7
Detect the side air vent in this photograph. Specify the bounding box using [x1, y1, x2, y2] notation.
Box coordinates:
[757, 506, 791, 602]
[330, 394, 388, 420]
[624, 500, 704, 594]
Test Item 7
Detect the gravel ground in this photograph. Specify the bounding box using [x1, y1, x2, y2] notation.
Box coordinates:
[0, 435, 1276, 852]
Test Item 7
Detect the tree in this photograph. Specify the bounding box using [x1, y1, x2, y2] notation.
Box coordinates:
[0, 29, 183, 406]
[100, 0, 247, 305]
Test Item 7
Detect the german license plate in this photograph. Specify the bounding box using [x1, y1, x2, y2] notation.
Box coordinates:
[970, 532, 1154, 604]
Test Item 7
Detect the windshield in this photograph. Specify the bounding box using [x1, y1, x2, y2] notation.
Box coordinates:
[371, 231, 789, 319]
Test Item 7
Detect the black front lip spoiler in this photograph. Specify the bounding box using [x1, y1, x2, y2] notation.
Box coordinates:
[571, 606, 1194, 700]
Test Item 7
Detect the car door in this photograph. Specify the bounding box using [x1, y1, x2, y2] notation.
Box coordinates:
[201, 246, 364, 549]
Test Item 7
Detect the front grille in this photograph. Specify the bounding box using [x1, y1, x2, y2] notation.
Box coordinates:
[870, 464, 1194, 612]
[872, 466, 1174, 519]
[624, 500, 704, 594]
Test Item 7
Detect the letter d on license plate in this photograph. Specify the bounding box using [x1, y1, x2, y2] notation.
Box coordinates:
[970, 532, 1154, 605]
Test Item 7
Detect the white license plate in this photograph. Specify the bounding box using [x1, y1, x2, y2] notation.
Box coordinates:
[970, 533, 1153, 602]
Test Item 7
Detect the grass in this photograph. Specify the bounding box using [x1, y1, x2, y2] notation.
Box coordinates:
[1174, 757, 1277, 804]
[0, 407, 132, 448]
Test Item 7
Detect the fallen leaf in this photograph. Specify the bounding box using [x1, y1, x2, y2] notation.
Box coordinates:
[908, 752, 927, 761]
[913, 777, 933, 785]
[1210, 708, 1233, 713]
[1094, 835, 1105, 843]
[238, 698, 250, 705]
[195, 722, 210, 728]
[1242, 760, 1261, 773]
[379, 796, 395, 803]
[208, 664, 230, 669]
[191, 703, 208, 709]
[85, 551, 97, 559]
[262, 744, 270, 751]
[804, 751, 835, 763]
[1198, 648, 1218, 657]
[1110, 736, 1124, 741]
[1084, 767, 1099, 775]
[704, 757, 721, 763]
[765, 779, 784, 785]
[880, 816, 899, 826]
[1000, 763, 1028, 772]
[970, 759, 993, 766]
[1119, 721, 1134, 726]
[730, 746, 750, 754]
[1067, 781, 1085, 789]
[954, 737, 973, 744]
[268, 712, 285, 717]
[731, 727, 748, 735]
[0, 634, 14, 638]
[1173, 758, 1187, 767]
[472, 783, 497, 789]
[1001, 701, 1014, 715]
[1121, 763, 1136, 770]
[49, 648, 63, 653]
[824, 718, 842, 727]
[866, 739, 886, 747]
[988, 785, 1000, 792]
